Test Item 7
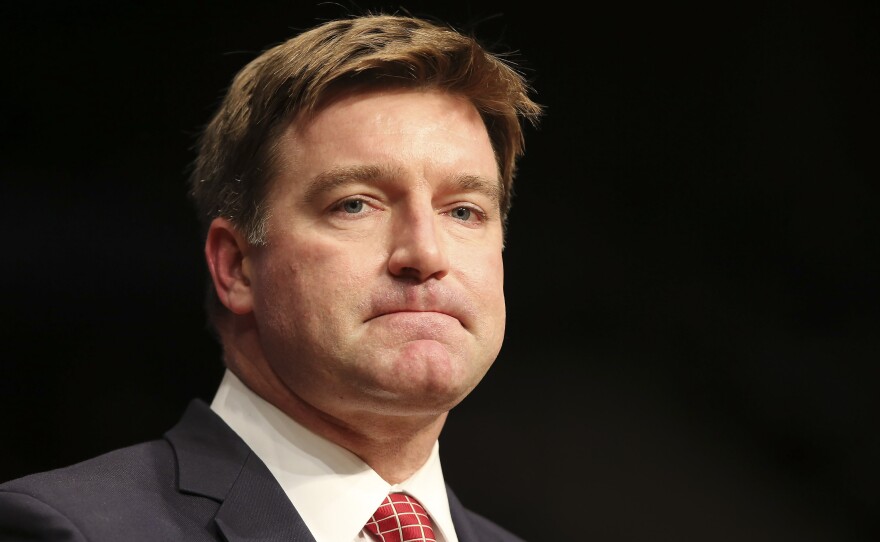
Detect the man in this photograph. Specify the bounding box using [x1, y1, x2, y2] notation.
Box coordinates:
[0, 12, 542, 541]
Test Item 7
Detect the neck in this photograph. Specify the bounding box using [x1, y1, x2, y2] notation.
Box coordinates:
[220, 323, 448, 484]
[309, 408, 447, 484]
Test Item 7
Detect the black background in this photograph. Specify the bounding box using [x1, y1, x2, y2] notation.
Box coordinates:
[1, 1, 878, 540]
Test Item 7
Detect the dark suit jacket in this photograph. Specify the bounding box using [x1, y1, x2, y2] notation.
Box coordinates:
[0, 400, 524, 541]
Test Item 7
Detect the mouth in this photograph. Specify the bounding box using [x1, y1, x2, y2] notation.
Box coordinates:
[366, 309, 460, 323]
[364, 311, 465, 341]
[366, 289, 472, 330]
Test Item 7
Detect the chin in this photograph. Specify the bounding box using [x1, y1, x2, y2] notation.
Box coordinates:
[361, 354, 481, 415]
[368, 387, 470, 417]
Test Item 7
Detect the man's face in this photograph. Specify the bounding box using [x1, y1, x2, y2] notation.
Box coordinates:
[246, 87, 506, 420]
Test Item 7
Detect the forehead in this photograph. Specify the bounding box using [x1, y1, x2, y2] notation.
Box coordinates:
[297, 86, 490, 145]
[271, 87, 499, 194]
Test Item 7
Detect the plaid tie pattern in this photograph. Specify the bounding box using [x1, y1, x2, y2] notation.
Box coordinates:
[364, 493, 437, 542]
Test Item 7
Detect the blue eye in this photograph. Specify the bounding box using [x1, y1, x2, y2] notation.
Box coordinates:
[341, 199, 364, 213]
[450, 207, 472, 221]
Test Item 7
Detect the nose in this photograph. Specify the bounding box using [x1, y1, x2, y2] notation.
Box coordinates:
[387, 207, 450, 282]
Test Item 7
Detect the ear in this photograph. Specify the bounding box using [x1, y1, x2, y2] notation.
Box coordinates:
[205, 217, 255, 315]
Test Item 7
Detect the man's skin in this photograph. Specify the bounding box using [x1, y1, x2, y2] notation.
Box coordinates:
[205, 87, 507, 484]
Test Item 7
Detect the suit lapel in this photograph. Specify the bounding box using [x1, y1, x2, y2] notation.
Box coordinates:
[165, 400, 497, 541]
[165, 400, 316, 542]
[446, 485, 481, 542]
[214, 451, 316, 542]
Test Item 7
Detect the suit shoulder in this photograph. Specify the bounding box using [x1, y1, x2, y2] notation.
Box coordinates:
[0, 489, 88, 541]
[0, 438, 177, 517]
[461, 508, 528, 542]
[0, 438, 223, 540]
[0, 438, 175, 497]
[0, 439, 179, 540]
[447, 485, 527, 542]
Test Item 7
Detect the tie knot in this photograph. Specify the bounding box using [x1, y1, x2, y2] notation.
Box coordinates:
[365, 493, 437, 542]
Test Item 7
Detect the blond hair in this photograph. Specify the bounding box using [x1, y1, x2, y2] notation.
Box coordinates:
[189, 13, 542, 244]
[188, 13, 543, 325]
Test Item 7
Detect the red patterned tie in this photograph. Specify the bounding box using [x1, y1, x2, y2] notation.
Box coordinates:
[364, 493, 437, 542]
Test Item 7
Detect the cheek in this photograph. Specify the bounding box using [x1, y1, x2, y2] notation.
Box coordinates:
[476, 249, 505, 289]
[482, 253, 507, 335]
[460, 249, 506, 314]
[257, 238, 381, 323]
[295, 241, 381, 297]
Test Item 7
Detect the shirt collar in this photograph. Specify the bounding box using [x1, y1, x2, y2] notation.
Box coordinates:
[210, 369, 457, 542]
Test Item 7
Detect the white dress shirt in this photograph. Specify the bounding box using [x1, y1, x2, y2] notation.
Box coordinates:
[210, 370, 458, 542]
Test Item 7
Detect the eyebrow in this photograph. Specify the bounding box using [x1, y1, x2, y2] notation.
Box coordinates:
[303, 165, 388, 204]
[452, 173, 502, 208]
[303, 164, 502, 206]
